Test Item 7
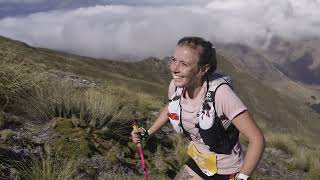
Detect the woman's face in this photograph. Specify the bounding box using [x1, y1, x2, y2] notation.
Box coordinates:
[170, 45, 203, 88]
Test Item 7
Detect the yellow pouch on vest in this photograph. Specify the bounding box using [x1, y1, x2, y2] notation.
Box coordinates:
[187, 143, 218, 176]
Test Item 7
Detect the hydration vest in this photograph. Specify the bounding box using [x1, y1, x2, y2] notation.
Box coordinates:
[168, 73, 239, 155]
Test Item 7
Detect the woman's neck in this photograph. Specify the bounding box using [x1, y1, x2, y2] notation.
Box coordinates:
[185, 79, 204, 99]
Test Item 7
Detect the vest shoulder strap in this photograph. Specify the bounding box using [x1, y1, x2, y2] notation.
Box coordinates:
[208, 74, 232, 92]
[205, 74, 232, 103]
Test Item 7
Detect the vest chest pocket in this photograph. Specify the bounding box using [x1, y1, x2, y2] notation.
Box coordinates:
[198, 107, 215, 130]
[168, 97, 183, 133]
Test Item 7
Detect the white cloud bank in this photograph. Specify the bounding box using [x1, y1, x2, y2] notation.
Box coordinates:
[0, 0, 320, 60]
[0, 0, 43, 3]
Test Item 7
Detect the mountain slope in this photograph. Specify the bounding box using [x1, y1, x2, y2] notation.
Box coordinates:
[1, 35, 319, 142]
[1, 35, 320, 179]
[265, 37, 320, 85]
[217, 53, 320, 142]
[0, 35, 170, 97]
[219, 42, 320, 106]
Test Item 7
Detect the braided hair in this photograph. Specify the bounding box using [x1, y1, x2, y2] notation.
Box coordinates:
[177, 36, 217, 75]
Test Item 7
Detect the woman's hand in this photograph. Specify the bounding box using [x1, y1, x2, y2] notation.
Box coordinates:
[131, 128, 145, 144]
[131, 104, 169, 145]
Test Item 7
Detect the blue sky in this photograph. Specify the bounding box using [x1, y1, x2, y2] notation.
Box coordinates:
[0, 0, 319, 60]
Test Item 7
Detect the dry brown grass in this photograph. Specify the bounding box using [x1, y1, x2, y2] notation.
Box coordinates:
[19, 155, 77, 180]
[170, 134, 189, 168]
[266, 132, 298, 155]
[0, 62, 35, 110]
[265, 131, 320, 179]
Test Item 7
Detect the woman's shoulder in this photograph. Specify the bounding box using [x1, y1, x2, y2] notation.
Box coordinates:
[214, 83, 247, 120]
[168, 79, 176, 98]
[207, 73, 232, 92]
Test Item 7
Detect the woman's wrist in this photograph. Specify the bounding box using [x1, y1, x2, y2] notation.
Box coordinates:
[140, 127, 149, 140]
[235, 173, 250, 180]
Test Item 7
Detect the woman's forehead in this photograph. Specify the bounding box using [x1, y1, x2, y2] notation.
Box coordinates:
[173, 45, 199, 62]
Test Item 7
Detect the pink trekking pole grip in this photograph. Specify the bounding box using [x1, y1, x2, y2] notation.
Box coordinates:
[131, 119, 149, 180]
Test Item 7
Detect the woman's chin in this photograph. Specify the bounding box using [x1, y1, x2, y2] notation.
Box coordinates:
[173, 79, 186, 87]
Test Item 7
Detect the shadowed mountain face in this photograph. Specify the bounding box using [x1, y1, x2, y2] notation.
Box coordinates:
[265, 37, 320, 86]
[276, 52, 320, 85]
[219, 38, 320, 86]
[218, 43, 285, 82]
[218, 38, 320, 108]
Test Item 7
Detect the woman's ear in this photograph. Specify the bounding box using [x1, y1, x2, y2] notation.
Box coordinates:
[201, 64, 210, 75]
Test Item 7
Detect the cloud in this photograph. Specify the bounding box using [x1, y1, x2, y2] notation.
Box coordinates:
[0, 0, 320, 60]
[0, 0, 211, 5]
[0, 0, 43, 3]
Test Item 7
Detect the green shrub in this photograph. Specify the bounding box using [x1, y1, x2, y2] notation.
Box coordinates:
[47, 117, 92, 159]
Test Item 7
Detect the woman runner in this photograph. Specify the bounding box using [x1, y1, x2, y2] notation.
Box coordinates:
[131, 36, 265, 180]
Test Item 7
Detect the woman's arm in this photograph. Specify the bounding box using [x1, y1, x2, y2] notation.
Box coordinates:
[147, 104, 169, 135]
[232, 111, 266, 176]
[131, 104, 169, 144]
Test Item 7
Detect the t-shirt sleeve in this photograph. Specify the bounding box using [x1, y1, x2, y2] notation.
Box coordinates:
[215, 84, 247, 121]
[168, 79, 176, 99]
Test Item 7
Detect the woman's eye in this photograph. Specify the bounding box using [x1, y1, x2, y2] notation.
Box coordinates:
[181, 62, 188, 67]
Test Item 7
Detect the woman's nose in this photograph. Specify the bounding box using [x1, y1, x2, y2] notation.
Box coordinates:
[170, 61, 180, 72]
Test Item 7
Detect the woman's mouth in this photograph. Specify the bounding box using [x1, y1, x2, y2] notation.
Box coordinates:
[173, 76, 183, 80]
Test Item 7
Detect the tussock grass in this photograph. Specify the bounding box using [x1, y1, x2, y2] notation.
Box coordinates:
[98, 172, 169, 180]
[309, 151, 320, 180]
[265, 131, 320, 179]
[266, 132, 298, 155]
[171, 134, 189, 168]
[0, 62, 35, 110]
[0, 129, 15, 142]
[288, 147, 310, 172]
[153, 146, 168, 172]
[78, 88, 121, 127]
[19, 155, 77, 180]
[20, 79, 77, 121]
[0, 57, 162, 128]
[15, 76, 160, 129]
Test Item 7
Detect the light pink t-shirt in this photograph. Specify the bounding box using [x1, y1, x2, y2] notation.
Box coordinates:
[168, 79, 247, 174]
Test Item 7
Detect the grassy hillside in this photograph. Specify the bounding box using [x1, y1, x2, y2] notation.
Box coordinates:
[1, 35, 319, 179]
[217, 53, 320, 142]
[0, 35, 170, 97]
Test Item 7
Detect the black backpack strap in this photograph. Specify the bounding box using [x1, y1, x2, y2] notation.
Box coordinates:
[199, 81, 239, 154]
[212, 83, 239, 154]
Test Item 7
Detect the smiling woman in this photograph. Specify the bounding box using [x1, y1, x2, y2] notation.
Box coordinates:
[131, 36, 265, 180]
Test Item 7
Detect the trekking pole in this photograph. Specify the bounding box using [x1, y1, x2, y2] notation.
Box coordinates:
[131, 119, 149, 180]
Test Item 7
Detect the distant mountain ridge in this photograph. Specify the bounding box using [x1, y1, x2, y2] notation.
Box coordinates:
[218, 37, 320, 106]
[265, 37, 320, 85]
